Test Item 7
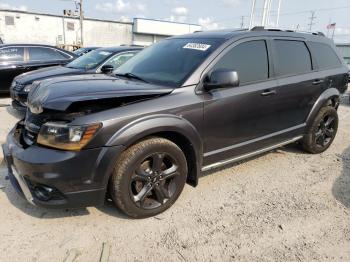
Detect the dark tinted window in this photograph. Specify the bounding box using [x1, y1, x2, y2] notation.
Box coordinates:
[274, 40, 312, 76]
[0, 47, 24, 62]
[29, 47, 68, 61]
[309, 42, 341, 69]
[213, 40, 269, 84]
[115, 38, 223, 87]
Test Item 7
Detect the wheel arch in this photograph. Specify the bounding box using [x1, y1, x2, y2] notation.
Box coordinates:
[306, 88, 340, 128]
[106, 114, 203, 187]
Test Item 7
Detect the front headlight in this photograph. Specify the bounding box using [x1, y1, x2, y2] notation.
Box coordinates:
[23, 84, 33, 93]
[37, 122, 102, 151]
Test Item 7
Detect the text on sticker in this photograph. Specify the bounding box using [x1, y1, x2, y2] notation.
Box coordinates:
[183, 43, 211, 51]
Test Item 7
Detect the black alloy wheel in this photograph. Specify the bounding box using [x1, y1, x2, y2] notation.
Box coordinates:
[130, 152, 180, 209]
[302, 106, 338, 154]
[109, 137, 187, 218]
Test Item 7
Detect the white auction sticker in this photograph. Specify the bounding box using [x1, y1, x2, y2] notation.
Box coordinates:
[183, 43, 211, 51]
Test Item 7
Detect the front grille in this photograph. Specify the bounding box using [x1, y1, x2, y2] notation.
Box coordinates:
[23, 111, 49, 146]
[12, 82, 25, 91]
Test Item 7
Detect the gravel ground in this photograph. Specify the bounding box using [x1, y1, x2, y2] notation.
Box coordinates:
[0, 97, 349, 261]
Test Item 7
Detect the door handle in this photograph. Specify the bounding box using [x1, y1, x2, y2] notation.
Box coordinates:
[261, 89, 277, 96]
[312, 79, 324, 85]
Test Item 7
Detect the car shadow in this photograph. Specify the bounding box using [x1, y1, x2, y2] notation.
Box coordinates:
[332, 146, 350, 208]
[0, 93, 10, 99]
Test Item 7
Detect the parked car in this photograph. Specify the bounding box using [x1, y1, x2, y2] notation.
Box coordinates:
[73, 47, 99, 56]
[10, 46, 142, 114]
[2, 28, 349, 218]
[0, 44, 77, 93]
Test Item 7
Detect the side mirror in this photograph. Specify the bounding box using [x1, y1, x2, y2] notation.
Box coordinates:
[204, 69, 239, 91]
[101, 64, 114, 74]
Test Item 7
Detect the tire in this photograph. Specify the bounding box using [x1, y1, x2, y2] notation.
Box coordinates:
[302, 106, 338, 154]
[109, 137, 188, 218]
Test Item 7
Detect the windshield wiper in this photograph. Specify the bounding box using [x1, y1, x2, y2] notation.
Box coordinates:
[115, 72, 149, 83]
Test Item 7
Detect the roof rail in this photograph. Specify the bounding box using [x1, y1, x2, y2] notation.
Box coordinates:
[250, 26, 325, 37]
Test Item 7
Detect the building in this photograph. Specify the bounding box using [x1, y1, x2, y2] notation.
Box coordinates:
[0, 9, 201, 48]
[336, 43, 350, 65]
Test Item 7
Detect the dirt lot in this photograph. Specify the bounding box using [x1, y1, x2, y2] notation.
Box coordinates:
[0, 97, 349, 262]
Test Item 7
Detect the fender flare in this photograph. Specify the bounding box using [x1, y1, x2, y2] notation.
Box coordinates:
[306, 88, 340, 127]
[106, 114, 203, 186]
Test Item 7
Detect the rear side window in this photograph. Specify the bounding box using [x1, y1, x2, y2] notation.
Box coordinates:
[274, 40, 312, 76]
[309, 42, 341, 69]
[213, 40, 269, 84]
[28, 47, 69, 61]
[0, 47, 24, 62]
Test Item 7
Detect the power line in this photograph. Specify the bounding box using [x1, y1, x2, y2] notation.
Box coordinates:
[212, 5, 350, 24]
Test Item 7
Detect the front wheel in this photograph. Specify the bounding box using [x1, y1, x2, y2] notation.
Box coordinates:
[109, 137, 188, 218]
[302, 106, 338, 154]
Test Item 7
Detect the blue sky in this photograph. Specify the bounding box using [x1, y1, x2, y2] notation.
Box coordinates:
[1, 0, 350, 42]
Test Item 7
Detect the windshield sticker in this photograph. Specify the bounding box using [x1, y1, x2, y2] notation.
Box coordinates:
[183, 43, 211, 51]
[99, 51, 112, 56]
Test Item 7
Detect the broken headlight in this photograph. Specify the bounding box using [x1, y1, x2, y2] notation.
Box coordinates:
[37, 122, 102, 151]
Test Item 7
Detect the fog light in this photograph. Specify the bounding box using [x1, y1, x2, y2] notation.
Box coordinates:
[33, 185, 54, 201]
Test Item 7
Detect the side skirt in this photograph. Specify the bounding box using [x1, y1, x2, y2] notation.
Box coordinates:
[201, 136, 303, 172]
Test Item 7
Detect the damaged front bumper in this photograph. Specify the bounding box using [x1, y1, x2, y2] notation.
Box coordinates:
[1, 122, 125, 209]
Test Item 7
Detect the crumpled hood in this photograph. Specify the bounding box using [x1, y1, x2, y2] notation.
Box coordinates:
[28, 74, 174, 112]
[16, 66, 84, 85]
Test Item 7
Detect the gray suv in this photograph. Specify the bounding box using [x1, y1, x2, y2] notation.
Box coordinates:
[2, 28, 349, 218]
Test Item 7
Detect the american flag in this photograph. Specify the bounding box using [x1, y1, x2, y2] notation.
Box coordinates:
[327, 23, 336, 29]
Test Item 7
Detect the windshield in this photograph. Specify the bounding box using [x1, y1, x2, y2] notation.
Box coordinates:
[114, 38, 223, 87]
[67, 49, 112, 70]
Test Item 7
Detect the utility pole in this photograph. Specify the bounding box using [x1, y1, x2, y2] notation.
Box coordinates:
[78, 0, 84, 46]
[240, 16, 244, 28]
[308, 11, 316, 32]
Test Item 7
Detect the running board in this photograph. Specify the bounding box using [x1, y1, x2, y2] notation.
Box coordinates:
[201, 136, 303, 172]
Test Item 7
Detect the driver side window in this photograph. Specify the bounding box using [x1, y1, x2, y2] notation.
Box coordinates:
[212, 40, 269, 84]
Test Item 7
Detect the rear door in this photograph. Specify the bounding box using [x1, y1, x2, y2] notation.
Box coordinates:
[270, 39, 320, 129]
[307, 41, 348, 94]
[26, 46, 72, 71]
[0, 46, 26, 92]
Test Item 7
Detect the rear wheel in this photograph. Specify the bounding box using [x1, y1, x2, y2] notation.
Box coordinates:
[302, 106, 338, 154]
[109, 137, 187, 218]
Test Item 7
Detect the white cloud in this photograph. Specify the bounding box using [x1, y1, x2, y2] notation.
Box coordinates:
[172, 7, 188, 16]
[119, 15, 131, 22]
[95, 0, 132, 13]
[95, 0, 147, 16]
[198, 17, 220, 30]
[222, 0, 240, 6]
[168, 6, 188, 23]
[135, 3, 146, 12]
[0, 3, 27, 11]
